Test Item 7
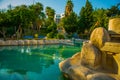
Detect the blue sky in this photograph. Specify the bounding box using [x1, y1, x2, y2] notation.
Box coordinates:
[0, 0, 120, 14]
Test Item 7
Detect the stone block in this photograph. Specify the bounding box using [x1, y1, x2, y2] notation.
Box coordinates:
[108, 18, 120, 34]
[90, 27, 110, 48]
[81, 42, 101, 69]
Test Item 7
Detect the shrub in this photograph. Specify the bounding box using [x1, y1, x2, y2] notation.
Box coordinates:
[34, 34, 38, 39]
[47, 32, 55, 38]
[56, 33, 65, 39]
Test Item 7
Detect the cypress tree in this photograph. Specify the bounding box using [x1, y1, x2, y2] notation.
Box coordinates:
[79, 0, 93, 33]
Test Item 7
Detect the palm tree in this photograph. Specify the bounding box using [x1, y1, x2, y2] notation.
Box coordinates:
[65, 0, 73, 16]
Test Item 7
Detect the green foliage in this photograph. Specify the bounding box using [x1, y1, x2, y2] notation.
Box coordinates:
[0, 2, 45, 39]
[47, 22, 57, 32]
[91, 8, 109, 31]
[60, 0, 75, 36]
[56, 33, 65, 39]
[45, 6, 57, 38]
[45, 6, 55, 21]
[61, 12, 78, 34]
[78, 7, 86, 33]
[78, 0, 93, 33]
[47, 31, 56, 39]
[14, 5, 32, 27]
[107, 3, 120, 17]
[0, 10, 15, 40]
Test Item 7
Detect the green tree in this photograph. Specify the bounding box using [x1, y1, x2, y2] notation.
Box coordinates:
[45, 6, 55, 21]
[0, 11, 7, 40]
[29, 2, 45, 31]
[45, 6, 57, 38]
[0, 2, 45, 39]
[65, 0, 73, 16]
[91, 8, 108, 31]
[107, 3, 120, 17]
[78, 7, 86, 33]
[61, 12, 78, 34]
[12, 5, 32, 38]
[78, 0, 93, 33]
[59, 0, 78, 36]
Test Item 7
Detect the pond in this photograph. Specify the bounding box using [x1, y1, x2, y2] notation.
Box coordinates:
[0, 44, 82, 80]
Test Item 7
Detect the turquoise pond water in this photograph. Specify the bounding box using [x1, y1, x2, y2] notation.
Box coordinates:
[0, 44, 82, 80]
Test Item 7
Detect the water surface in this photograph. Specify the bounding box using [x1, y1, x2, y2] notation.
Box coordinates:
[0, 44, 81, 80]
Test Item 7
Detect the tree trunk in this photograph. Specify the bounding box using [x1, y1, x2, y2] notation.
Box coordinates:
[16, 25, 23, 39]
[0, 30, 6, 41]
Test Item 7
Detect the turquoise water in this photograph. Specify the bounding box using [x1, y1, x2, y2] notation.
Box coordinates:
[0, 44, 81, 80]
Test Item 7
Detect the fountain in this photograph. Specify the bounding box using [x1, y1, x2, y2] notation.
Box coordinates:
[59, 18, 120, 80]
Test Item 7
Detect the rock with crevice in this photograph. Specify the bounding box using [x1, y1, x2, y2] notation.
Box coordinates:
[81, 42, 101, 70]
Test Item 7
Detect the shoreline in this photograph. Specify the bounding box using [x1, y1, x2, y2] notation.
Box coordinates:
[0, 39, 76, 46]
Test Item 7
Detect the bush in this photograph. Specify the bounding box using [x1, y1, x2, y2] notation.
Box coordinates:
[34, 34, 38, 38]
[56, 33, 65, 39]
[47, 32, 55, 38]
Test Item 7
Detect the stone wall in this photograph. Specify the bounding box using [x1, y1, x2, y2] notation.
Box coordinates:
[0, 39, 72, 46]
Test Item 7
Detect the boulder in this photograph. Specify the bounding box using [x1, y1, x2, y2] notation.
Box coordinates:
[90, 27, 110, 48]
[59, 52, 81, 72]
[81, 42, 101, 69]
[108, 18, 120, 34]
[67, 65, 93, 80]
[59, 58, 71, 73]
[101, 42, 120, 53]
[87, 73, 116, 80]
[70, 52, 81, 66]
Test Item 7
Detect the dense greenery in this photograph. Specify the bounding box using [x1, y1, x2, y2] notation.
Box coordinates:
[59, 0, 78, 36]
[0, 2, 45, 40]
[45, 6, 57, 38]
[78, 0, 93, 33]
[0, 0, 120, 40]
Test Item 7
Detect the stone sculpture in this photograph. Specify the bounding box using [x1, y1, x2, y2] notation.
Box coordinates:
[59, 18, 120, 80]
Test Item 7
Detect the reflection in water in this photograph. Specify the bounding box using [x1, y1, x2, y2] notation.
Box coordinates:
[0, 45, 81, 80]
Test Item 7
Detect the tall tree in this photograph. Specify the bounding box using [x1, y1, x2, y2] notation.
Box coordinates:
[107, 3, 120, 17]
[45, 7, 57, 38]
[78, 7, 86, 33]
[45, 6, 55, 21]
[0, 11, 7, 40]
[59, 0, 78, 35]
[61, 12, 78, 34]
[78, 0, 93, 33]
[65, 0, 73, 17]
[29, 2, 45, 31]
[12, 5, 33, 38]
